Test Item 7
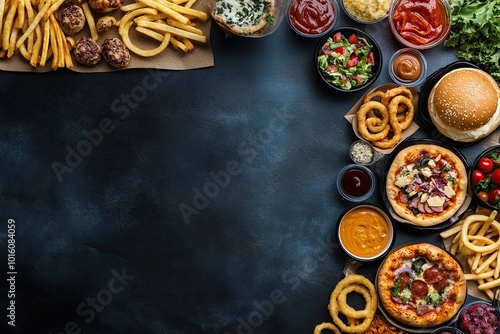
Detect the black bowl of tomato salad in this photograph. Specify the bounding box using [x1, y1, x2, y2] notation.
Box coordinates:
[469, 145, 500, 211]
[315, 27, 382, 92]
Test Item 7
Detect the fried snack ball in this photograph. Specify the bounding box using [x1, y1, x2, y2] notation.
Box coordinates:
[102, 37, 130, 68]
[89, 0, 124, 13]
[73, 37, 101, 66]
[59, 5, 86, 36]
[96, 16, 116, 33]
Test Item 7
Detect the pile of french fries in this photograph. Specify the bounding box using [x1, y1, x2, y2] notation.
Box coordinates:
[118, 0, 207, 56]
[0, 0, 72, 69]
[0, 0, 208, 69]
[440, 210, 500, 300]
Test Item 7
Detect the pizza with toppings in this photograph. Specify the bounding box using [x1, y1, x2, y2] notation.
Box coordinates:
[377, 243, 467, 328]
[211, 0, 275, 36]
[386, 144, 468, 227]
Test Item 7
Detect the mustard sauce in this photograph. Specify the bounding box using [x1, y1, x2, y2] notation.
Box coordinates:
[339, 207, 389, 258]
[392, 52, 422, 81]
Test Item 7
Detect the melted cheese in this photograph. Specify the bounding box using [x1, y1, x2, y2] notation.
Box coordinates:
[213, 0, 270, 27]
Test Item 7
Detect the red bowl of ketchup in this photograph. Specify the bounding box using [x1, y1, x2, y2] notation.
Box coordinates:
[287, 0, 339, 38]
[389, 0, 452, 49]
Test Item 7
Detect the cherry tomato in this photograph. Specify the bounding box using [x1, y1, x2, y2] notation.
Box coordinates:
[367, 51, 375, 66]
[346, 56, 360, 68]
[348, 33, 358, 44]
[477, 191, 489, 203]
[333, 32, 342, 43]
[477, 157, 494, 173]
[489, 188, 500, 206]
[472, 170, 486, 186]
[492, 169, 500, 186]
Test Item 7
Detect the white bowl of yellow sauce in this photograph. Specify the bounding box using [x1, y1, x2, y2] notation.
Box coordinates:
[337, 203, 395, 262]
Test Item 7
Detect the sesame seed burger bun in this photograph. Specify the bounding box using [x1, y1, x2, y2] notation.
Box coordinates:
[427, 67, 500, 143]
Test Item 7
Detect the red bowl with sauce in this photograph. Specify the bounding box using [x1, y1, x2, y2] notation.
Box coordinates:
[336, 164, 375, 202]
[389, 0, 452, 49]
[287, 0, 339, 38]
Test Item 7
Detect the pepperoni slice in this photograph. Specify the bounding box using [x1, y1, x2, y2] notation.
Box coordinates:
[423, 266, 444, 284]
[411, 280, 429, 299]
[399, 272, 411, 290]
[433, 277, 449, 292]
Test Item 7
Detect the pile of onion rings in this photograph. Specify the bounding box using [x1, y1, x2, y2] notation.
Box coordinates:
[357, 87, 414, 149]
[313, 274, 378, 334]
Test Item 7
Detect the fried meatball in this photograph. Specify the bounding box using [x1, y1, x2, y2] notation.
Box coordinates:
[88, 0, 124, 13]
[59, 5, 86, 36]
[64, 0, 82, 5]
[102, 38, 130, 68]
[96, 16, 116, 33]
[73, 37, 101, 66]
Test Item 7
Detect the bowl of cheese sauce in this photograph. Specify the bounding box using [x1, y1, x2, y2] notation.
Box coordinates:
[337, 204, 395, 262]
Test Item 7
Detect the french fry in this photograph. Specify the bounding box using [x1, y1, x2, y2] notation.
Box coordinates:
[465, 270, 494, 280]
[3, 0, 18, 51]
[135, 26, 165, 42]
[137, 0, 190, 25]
[121, 20, 170, 57]
[119, 7, 158, 35]
[42, 0, 63, 20]
[0, 0, 6, 39]
[39, 18, 50, 66]
[16, 0, 51, 48]
[81, 2, 98, 41]
[136, 20, 206, 43]
[30, 24, 42, 66]
[15, 0, 24, 29]
[166, 18, 203, 35]
[157, 0, 208, 21]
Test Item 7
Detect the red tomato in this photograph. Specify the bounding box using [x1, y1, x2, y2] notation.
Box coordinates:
[489, 188, 500, 205]
[348, 33, 358, 44]
[346, 56, 360, 68]
[477, 157, 494, 173]
[333, 32, 342, 43]
[492, 169, 500, 186]
[325, 65, 338, 73]
[472, 170, 485, 186]
[478, 191, 489, 203]
[334, 46, 344, 54]
[367, 51, 375, 66]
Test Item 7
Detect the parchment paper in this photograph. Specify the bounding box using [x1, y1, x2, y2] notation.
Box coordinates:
[344, 83, 420, 155]
[0, 0, 214, 73]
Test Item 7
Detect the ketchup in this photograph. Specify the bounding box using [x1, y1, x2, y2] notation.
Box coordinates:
[392, 0, 443, 45]
[341, 169, 371, 197]
[289, 0, 335, 35]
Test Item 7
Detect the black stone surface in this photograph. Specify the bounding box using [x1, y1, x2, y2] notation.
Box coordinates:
[0, 13, 496, 334]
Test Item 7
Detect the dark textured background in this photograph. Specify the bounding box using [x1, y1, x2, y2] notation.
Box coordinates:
[0, 10, 493, 334]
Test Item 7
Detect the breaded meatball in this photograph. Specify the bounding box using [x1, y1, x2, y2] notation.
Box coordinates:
[64, 0, 82, 5]
[88, 0, 124, 13]
[96, 16, 116, 33]
[102, 38, 130, 68]
[73, 37, 102, 66]
[60, 5, 86, 36]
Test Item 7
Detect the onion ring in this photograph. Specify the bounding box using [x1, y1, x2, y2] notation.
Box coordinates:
[388, 95, 414, 131]
[372, 130, 402, 149]
[381, 86, 413, 105]
[357, 102, 390, 141]
[328, 274, 378, 333]
[337, 284, 373, 319]
[363, 90, 387, 105]
[313, 322, 341, 334]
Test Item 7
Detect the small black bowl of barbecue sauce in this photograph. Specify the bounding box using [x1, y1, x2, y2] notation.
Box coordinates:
[336, 164, 375, 202]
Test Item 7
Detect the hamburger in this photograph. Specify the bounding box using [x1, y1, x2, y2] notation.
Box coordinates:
[211, 0, 275, 36]
[427, 68, 500, 143]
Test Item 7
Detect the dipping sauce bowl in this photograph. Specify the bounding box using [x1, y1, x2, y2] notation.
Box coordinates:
[288, 0, 338, 38]
[337, 203, 395, 262]
[389, 48, 427, 87]
[337, 164, 375, 202]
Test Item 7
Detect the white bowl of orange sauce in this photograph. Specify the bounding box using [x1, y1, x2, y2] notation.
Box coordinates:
[337, 204, 395, 262]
